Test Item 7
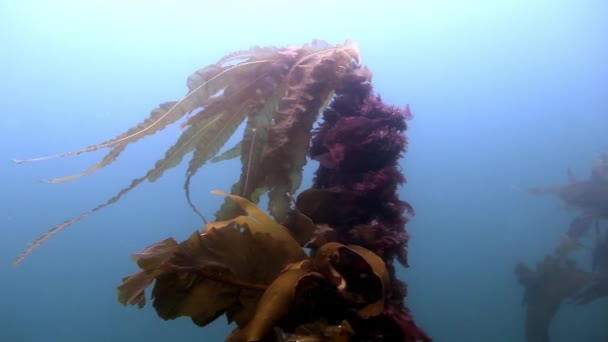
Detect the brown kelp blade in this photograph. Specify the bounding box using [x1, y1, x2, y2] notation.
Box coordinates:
[13, 58, 275, 183]
[14, 41, 361, 265]
[17, 113, 230, 264]
[13, 175, 148, 265]
[14, 214, 86, 265]
[12, 101, 181, 181]
[119, 202, 305, 328]
[13, 58, 282, 263]
[205, 190, 305, 259]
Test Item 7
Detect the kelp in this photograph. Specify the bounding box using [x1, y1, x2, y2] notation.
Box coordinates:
[15, 40, 429, 341]
[526, 166, 608, 241]
[574, 225, 608, 305]
[115, 79, 428, 339]
[13, 40, 360, 265]
[518, 155, 608, 341]
[119, 191, 391, 341]
[515, 256, 591, 342]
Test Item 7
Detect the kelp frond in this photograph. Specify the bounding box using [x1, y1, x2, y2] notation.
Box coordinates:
[119, 191, 389, 341]
[14, 40, 360, 265]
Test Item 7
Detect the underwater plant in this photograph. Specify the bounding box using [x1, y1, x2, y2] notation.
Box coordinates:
[15, 40, 428, 341]
[526, 163, 608, 242]
[575, 224, 608, 305]
[515, 256, 591, 342]
[118, 190, 391, 341]
[14, 40, 359, 264]
[303, 72, 430, 341]
[517, 155, 608, 341]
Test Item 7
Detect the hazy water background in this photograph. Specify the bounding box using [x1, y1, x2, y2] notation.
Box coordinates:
[1, 1, 607, 341]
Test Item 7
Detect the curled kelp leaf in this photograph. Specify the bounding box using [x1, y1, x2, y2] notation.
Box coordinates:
[279, 192, 319, 247]
[204, 190, 306, 261]
[118, 193, 306, 328]
[312, 242, 388, 317]
[131, 237, 180, 270]
[283, 207, 318, 247]
[226, 262, 327, 342]
[231, 242, 388, 341]
[117, 237, 180, 308]
[119, 225, 296, 327]
[295, 188, 342, 224]
[346, 245, 390, 318]
[120, 192, 393, 341]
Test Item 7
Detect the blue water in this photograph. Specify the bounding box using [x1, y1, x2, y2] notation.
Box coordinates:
[1, 1, 607, 341]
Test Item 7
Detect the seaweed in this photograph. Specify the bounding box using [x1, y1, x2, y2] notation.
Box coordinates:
[574, 225, 608, 305]
[515, 256, 591, 342]
[119, 192, 393, 341]
[300, 70, 429, 341]
[518, 154, 608, 341]
[15, 40, 428, 341]
[13, 40, 359, 264]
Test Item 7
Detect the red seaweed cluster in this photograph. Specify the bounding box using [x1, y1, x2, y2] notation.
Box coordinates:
[307, 67, 430, 341]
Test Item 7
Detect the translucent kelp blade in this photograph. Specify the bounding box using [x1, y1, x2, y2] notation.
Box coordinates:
[205, 190, 305, 260]
[13, 175, 147, 265]
[13, 101, 179, 177]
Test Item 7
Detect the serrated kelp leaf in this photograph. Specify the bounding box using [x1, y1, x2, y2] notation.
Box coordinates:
[238, 94, 277, 198]
[262, 45, 356, 221]
[14, 175, 148, 265]
[12, 101, 180, 172]
[146, 113, 223, 181]
[184, 86, 276, 216]
[14, 41, 361, 265]
[211, 141, 242, 163]
[179, 108, 246, 220]
[33, 101, 181, 183]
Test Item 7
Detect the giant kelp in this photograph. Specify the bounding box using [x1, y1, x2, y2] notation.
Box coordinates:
[119, 191, 390, 341]
[527, 165, 608, 241]
[15, 40, 428, 341]
[515, 256, 591, 342]
[575, 225, 608, 305]
[517, 156, 608, 341]
[14, 40, 359, 264]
